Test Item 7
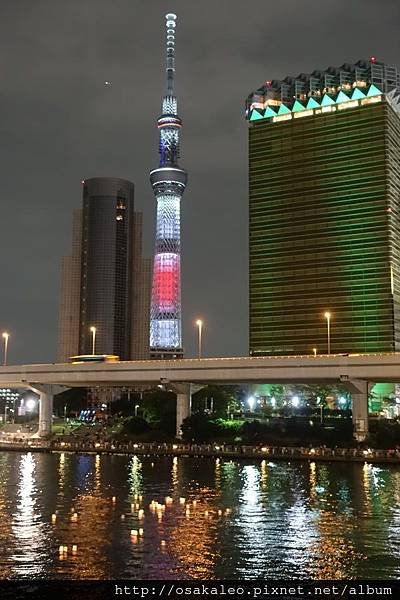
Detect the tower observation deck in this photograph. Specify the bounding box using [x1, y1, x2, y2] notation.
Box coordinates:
[149, 13, 187, 359]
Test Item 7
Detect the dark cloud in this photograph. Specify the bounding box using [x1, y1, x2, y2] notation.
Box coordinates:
[0, 0, 399, 363]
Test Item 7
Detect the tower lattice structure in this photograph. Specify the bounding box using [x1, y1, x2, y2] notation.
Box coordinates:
[149, 13, 187, 359]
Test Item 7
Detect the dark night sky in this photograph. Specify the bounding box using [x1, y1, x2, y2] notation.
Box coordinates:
[0, 0, 399, 364]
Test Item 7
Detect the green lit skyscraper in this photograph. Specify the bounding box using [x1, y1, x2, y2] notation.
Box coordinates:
[247, 59, 400, 356]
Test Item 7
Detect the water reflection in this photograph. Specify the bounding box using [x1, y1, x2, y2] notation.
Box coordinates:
[0, 453, 399, 579]
[11, 453, 49, 576]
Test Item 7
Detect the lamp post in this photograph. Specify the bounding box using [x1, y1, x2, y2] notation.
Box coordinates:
[2, 332, 9, 366]
[324, 312, 331, 355]
[135, 405, 140, 417]
[195, 319, 203, 359]
[312, 347, 317, 357]
[90, 326, 97, 355]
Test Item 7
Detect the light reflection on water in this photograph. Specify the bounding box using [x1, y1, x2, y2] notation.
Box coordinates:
[0, 452, 399, 579]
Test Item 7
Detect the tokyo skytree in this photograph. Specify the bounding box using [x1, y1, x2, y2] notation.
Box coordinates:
[149, 13, 187, 359]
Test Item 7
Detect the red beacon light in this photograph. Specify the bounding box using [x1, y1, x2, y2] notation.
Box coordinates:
[370, 56, 376, 63]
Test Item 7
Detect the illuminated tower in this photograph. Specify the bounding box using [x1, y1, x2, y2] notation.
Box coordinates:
[149, 13, 187, 359]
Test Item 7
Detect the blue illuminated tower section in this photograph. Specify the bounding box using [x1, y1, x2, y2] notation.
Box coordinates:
[149, 13, 187, 359]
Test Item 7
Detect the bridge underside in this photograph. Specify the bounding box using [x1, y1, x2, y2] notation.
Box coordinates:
[17, 378, 369, 442]
[1, 354, 397, 441]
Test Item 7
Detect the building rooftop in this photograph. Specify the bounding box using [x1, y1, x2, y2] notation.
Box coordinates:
[246, 58, 400, 123]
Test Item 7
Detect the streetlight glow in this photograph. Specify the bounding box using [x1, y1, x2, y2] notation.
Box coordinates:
[2, 332, 9, 366]
[291, 395, 300, 408]
[89, 326, 97, 355]
[247, 396, 255, 411]
[195, 319, 203, 359]
[312, 347, 317, 357]
[323, 312, 332, 355]
[26, 398, 36, 411]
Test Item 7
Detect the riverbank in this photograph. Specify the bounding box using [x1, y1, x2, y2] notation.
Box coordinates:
[1, 439, 400, 464]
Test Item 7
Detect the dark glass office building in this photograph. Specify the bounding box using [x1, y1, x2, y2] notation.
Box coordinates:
[246, 59, 400, 355]
[57, 177, 151, 361]
[79, 178, 134, 358]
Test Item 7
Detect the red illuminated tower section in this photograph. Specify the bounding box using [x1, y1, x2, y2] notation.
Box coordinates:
[149, 13, 187, 358]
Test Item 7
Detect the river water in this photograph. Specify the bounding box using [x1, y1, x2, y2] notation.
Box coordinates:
[0, 451, 399, 580]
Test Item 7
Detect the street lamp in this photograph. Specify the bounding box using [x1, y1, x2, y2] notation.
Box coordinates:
[2, 332, 9, 366]
[134, 404, 140, 417]
[195, 319, 203, 359]
[90, 326, 97, 355]
[312, 347, 317, 357]
[324, 312, 331, 355]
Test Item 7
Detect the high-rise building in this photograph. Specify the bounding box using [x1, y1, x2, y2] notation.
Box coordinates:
[57, 208, 82, 361]
[57, 177, 151, 361]
[246, 59, 400, 356]
[131, 212, 152, 360]
[149, 13, 187, 359]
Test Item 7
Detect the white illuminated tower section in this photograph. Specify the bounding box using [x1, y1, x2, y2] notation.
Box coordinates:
[149, 13, 187, 359]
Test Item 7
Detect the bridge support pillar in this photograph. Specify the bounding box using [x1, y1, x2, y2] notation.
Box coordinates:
[29, 384, 67, 437]
[345, 379, 372, 442]
[169, 383, 204, 438]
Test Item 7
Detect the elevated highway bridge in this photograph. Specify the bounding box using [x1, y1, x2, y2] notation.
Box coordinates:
[1, 353, 399, 440]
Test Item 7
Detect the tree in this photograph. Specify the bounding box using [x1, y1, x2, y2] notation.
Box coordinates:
[192, 385, 241, 418]
[121, 416, 150, 435]
[180, 414, 219, 442]
[140, 390, 176, 436]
